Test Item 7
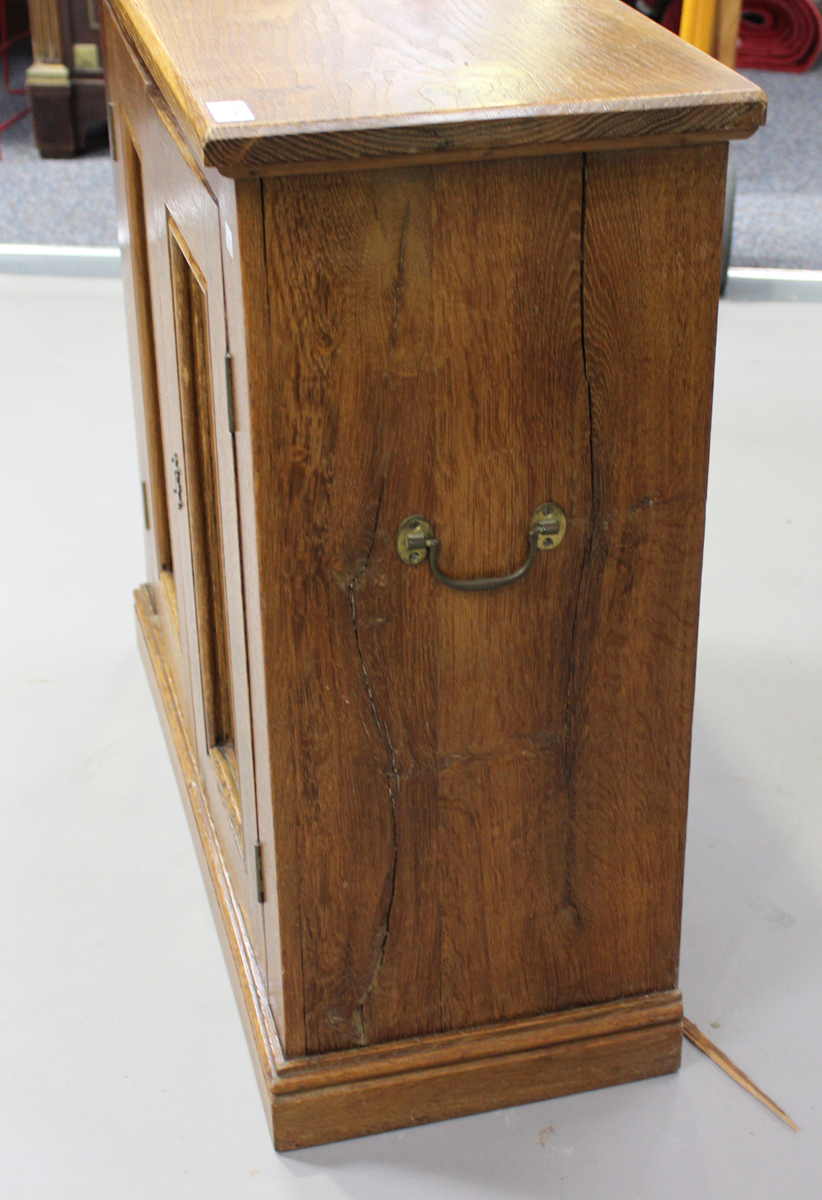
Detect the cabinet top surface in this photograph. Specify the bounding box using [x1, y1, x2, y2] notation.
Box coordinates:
[108, 0, 765, 176]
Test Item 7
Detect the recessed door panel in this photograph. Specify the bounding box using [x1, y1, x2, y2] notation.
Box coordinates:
[105, 8, 263, 961]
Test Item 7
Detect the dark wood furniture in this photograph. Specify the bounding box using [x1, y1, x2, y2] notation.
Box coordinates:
[26, 0, 106, 155]
[102, 0, 764, 1151]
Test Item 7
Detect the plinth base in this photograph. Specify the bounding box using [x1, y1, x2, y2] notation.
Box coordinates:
[136, 585, 682, 1151]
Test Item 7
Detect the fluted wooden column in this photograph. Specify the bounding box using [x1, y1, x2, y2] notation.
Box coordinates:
[25, 0, 74, 155]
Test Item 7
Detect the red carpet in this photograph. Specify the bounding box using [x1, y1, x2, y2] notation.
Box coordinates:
[661, 0, 822, 71]
[736, 0, 822, 71]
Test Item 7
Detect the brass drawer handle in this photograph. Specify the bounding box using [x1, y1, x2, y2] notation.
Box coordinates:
[396, 504, 566, 592]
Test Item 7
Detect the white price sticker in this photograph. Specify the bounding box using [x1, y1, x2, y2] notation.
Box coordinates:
[206, 100, 255, 123]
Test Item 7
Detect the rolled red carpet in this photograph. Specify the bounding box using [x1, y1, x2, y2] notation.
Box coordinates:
[660, 0, 822, 71]
[736, 0, 822, 71]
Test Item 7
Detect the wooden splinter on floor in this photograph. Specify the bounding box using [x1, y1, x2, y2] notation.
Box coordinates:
[104, 0, 765, 1150]
[683, 1018, 799, 1130]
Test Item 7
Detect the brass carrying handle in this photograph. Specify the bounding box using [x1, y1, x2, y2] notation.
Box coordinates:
[396, 504, 567, 592]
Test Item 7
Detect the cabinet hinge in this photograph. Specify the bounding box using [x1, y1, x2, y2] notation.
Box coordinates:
[141, 481, 150, 530]
[107, 101, 117, 162]
[254, 842, 265, 904]
[224, 351, 236, 434]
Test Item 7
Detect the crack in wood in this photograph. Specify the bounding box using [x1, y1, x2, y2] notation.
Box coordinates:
[346, 479, 398, 1042]
[384, 199, 410, 380]
[561, 153, 597, 925]
[260, 177, 311, 1051]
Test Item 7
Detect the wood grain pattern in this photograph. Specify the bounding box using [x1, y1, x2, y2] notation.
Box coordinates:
[106, 5, 266, 962]
[247, 143, 724, 1059]
[107, 0, 765, 176]
[271, 1021, 682, 1150]
[111, 0, 748, 1148]
[169, 226, 235, 752]
[135, 586, 281, 1144]
[104, 15, 191, 717]
[566, 142, 727, 999]
[274, 991, 683, 1091]
[143, 117, 261, 939]
[219, 173, 285, 1025]
[121, 118, 174, 582]
[426, 157, 590, 1034]
[104, 2, 197, 740]
[253, 156, 589, 1055]
[204, 105, 765, 180]
[138, 582, 682, 1151]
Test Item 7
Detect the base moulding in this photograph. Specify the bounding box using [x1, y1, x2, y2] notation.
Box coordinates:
[135, 584, 683, 1151]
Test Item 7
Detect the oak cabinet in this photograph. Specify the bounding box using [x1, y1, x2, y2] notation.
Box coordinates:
[103, 0, 764, 1150]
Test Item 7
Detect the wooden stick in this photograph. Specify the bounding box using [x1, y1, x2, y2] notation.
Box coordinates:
[713, 0, 743, 65]
[682, 1017, 800, 1131]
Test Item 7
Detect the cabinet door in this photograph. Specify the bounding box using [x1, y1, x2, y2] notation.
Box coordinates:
[145, 110, 261, 949]
[106, 20, 178, 658]
[106, 14, 262, 954]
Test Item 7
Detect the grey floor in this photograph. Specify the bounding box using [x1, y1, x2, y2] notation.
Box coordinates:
[729, 65, 822, 269]
[1, 273, 821, 1197]
[1, 38, 822, 265]
[0, 42, 116, 246]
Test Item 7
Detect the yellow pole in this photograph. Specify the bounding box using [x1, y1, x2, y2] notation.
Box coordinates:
[679, 0, 719, 53]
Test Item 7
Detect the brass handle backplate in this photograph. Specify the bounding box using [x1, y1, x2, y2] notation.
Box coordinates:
[396, 503, 567, 592]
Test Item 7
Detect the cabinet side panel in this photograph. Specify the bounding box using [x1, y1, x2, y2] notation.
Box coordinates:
[428, 158, 591, 1032]
[568, 143, 726, 994]
[255, 146, 723, 1056]
[258, 171, 411, 1055]
[257, 158, 593, 1053]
